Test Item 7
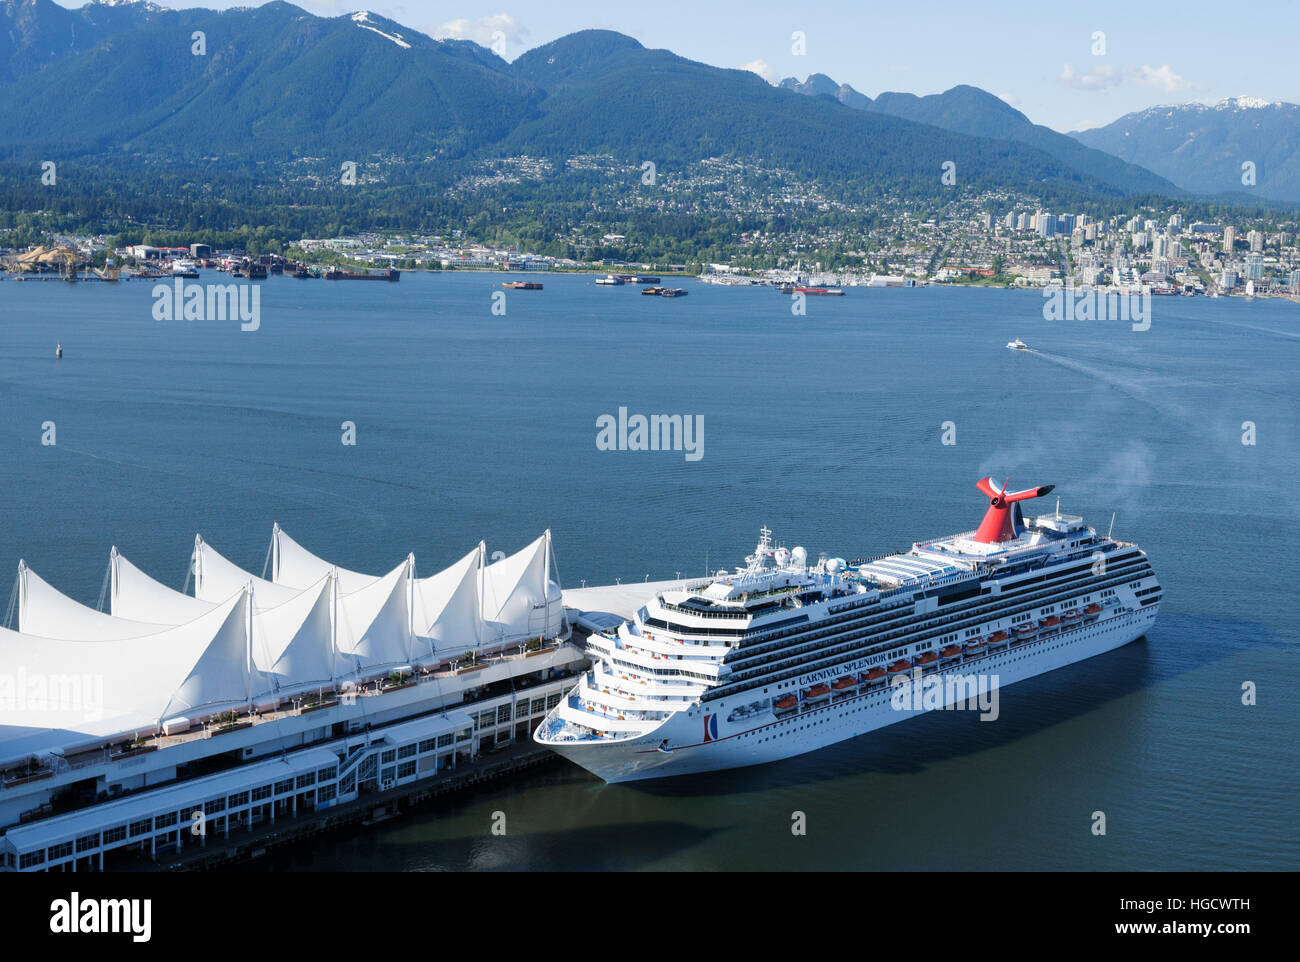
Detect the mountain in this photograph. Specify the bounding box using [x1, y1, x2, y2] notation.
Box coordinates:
[0, 0, 162, 82]
[779, 76, 1177, 195]
[779, 73, 872, 110]
[0, 1, 538, 158]
[1071, 98, 1300, 203]
[504, 32, 1120, 197]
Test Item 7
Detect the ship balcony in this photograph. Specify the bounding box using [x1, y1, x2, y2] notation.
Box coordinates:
[611, 642, 725, 677]
[555, 698, 663, 734]
[592, 663, 706, 699]
[581, 681, 693, 714]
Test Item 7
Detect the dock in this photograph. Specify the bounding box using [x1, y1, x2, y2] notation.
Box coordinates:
[140, 739, 558, 871]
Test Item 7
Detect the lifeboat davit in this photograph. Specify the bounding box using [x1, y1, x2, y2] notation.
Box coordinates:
[862, 667, 888, 686]
[832, 675, 859, 691]
[804, 683, 832, 701]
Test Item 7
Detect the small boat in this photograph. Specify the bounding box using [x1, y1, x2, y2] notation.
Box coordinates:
[1039, 616, 1061, 633]
[803, 684, 832, 703]
[170, 259, 200, 279]
[632, 275, 661, 284]
[55, 342, 62, 359]
[595, 275, 624, 286]
[940, 644, 964, 661]
[324, 267, 399, 281]
[861, 667, 888, 687]
[916, 651, 940, 670]
[963, 639, 986, 656]
[1007, 338, 1028, 351]
[886, 660, 913, 677]
[831, 675, 859, 692]
[502, 281, 543, 290]
[793, 286, 844, 296]
[1084, 603, 1103, 617]
[641, 286, 665, 295]
[658, 288, 688, 297]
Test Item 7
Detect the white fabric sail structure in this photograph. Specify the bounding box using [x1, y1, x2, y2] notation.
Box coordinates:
[250, 573, 336, 688]
[271, 524, 379, 594]
[110, 547, 216, 625]
[334, 559, 413, 672]
[15, 561, 168, 640]
[412, 544, 484, 658]
[193, 535, 302, 612]
[0, 590, 261, 736]
[480, 532, 564, 644]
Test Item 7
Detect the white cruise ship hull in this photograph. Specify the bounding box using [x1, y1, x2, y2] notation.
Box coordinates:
[546, 604, 1156, 783]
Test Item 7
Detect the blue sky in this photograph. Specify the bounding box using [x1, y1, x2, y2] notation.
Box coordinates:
[63, 0, 1300, 131]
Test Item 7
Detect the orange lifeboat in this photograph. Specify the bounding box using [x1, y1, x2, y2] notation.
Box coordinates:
[963, 639, 986, 655]
[862, 667, 888, 686]
[887, 660, 913, 675]
[988, 631, 1010, 644]
[832, 675, 859, 691]
[1040, 616, 1061, 628]
[916, 651, 940, 669]
[1085, 603, 1103, 615]
[804, 683, 832, 701]
[940, 644, 964, 659]
[774, 695, 798, 713]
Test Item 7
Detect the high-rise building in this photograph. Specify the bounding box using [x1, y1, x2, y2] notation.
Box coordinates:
[1248, 229, 1264, 253]
[1223, 226, 1236, 251]
[1245, 253, 1265, 280]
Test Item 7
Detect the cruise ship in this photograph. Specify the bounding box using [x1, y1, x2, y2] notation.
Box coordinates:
[536, 479, 1161, 782]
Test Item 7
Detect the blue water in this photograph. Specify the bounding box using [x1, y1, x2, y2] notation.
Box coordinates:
[1, 272, 1296, 869]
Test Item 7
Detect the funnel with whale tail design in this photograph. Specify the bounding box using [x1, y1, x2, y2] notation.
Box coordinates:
[973, 478, 1055, 544]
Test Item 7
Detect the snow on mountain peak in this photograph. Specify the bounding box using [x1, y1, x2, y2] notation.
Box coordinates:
[350, 10, 411, 49]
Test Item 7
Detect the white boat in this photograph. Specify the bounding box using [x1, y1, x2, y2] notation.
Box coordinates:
[536, 478, 1160, 782]
[595, 275, 624, 286]
[1007, 338, 1028, 351]
[171, 258, 200, 278]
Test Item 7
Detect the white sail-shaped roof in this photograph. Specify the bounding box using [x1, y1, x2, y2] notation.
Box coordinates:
[0, 590, 258, 737]
[335, 559, 412, 671]
[481, 532, 563, 643]
[250, 574, 335, 687]
[110, 547, 216, 625]
[271, 524, 379, 594]
[193, 535, 302, 611]
[16, 561, 168, 640]
[413, 544, 483, 657]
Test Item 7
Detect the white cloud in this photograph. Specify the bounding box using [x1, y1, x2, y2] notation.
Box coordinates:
[1059, 62, 1196, 94]
[1058, 64, 1125, 92]
[433, 13, 529, 48]
[1133, 64, 1193, 93]
[740, 59, 780, 85]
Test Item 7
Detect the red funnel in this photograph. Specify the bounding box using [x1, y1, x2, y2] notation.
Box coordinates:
[973, 478, 1055, 543]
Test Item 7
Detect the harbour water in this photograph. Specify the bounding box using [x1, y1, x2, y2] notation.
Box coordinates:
[1, 272, 1296, 870]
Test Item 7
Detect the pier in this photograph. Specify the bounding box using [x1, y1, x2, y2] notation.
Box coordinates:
[141, 740, 557, 872]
